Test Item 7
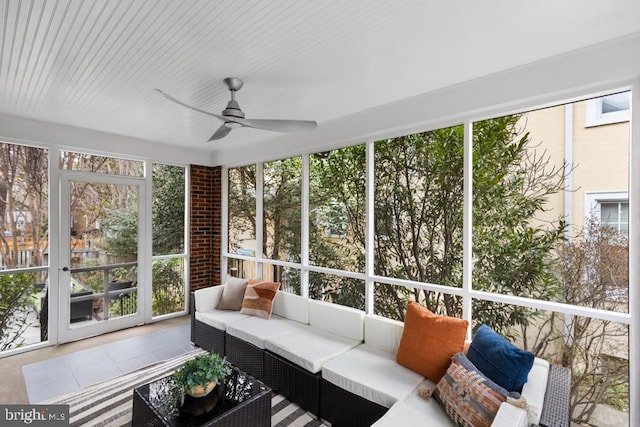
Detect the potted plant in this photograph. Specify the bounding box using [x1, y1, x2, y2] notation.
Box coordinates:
[173, 353, 231, 398]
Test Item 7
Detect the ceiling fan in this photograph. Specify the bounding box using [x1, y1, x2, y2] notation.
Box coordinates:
[155, 77, 317, 142]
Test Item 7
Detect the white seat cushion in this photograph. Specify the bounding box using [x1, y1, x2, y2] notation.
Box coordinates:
[372, 399, 454, 427]
[322, 343, 424, 408]
[225, 315, 302, 348]
[492, 402, 529, 427]
[264, 325, 361, 373]
[398, 379, 456, 426]
[195, 310, 249, 331]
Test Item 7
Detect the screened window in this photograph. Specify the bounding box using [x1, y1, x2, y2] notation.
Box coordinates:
[228, 165, 256, 256]
[0, 142, 49, 351]
[263, 158, 301, 262]
[151, 163, 187, 317]
[60, 151, 144, 176]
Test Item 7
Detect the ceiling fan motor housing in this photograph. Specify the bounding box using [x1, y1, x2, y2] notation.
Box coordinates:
[222, 99, 245, 119]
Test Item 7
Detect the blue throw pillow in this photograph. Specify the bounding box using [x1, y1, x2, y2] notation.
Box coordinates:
[466, 324, 535, 393]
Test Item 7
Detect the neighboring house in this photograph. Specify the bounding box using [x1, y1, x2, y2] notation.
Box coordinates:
[523, 92, 630, 238]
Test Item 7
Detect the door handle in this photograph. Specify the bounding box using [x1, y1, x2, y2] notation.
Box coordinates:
[61, 267, 69, 272]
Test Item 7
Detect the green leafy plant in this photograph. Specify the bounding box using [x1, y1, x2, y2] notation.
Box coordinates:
[173, 353, 231, 391]
[0, 272, 37, 351]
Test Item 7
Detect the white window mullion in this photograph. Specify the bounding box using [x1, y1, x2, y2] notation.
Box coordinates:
[462, 120, 473, 337]
[301, 154, 310, 297]
[365, 140, 375, 314]
[221, 167, 229, 283]
[48, 146, 61, 344]
[628, 82, 639, 427]
[255, 162, 264, 280]
[184, 165, 191, 307]
[143, 160, 153, 322]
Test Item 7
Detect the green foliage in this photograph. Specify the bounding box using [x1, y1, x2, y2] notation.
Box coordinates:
[372, 127, 465, 319]
[99, 164, 186, 258]
[309, 117, 566, 332]
[263, 158, 303, 263]
[74, 259, 106, 293]
[152, 165, 185, 255]
[228, 165, 256, 254]
[152, 258, 185, 316]
[173, 353, 231, 390]
[228, 117, 567, 335]
[101, 207, 138, 257]
[0, 272, 36, 351]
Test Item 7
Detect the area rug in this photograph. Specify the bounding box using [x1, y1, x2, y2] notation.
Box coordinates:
[43, 349, 326, 427]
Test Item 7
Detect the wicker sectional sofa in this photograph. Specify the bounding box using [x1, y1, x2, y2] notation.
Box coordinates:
[191, 284, 570, 427]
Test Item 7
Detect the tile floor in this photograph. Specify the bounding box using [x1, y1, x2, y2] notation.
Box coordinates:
[22, 324, 195, 403]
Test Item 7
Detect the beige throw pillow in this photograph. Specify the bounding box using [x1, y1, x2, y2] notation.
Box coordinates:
[216, 277, 249, 311]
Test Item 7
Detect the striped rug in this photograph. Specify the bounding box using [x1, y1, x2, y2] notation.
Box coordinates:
[43, 349, 327, 427]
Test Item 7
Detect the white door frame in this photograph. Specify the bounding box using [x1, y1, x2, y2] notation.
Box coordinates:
[58, 171, 146, 343]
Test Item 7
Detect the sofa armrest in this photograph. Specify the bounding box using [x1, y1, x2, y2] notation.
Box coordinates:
[194, 285, 225, 313]
[521, 358, 549, 425]
[492, 402, 529, 427]
[539, 365, 571, 427]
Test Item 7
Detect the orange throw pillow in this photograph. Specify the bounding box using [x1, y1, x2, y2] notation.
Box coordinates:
[396, 301, 469, 382]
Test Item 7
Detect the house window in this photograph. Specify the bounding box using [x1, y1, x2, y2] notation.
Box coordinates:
[585, 191, 629, 237]
[585, 91, 630, 127]
[600, 201, 629, 236]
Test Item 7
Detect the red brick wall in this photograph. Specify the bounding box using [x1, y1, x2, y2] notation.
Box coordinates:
[189, 165, 221, 291]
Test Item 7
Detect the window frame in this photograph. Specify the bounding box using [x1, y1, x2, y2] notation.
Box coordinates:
[585, 191, 629, 236]
[585, 92, 630, 127]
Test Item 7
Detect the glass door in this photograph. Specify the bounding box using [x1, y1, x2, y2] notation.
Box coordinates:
[58, 172, 145, 343]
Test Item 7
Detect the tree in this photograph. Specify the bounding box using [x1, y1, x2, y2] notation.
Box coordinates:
[0, 272, 36, 350]
[0, 144, 48, 270]
[313, 116, 567, 333]
[101, 206, 138, 258]
[262, 158, 303, 267]
[471, 117, 567, 338]
[152, 164, 185, 255]
[554, 217, 629, 420]
[227, 117, 567, 326]
[99, 164, 186, 258]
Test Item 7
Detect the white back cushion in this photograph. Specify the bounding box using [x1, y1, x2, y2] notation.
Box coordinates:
[521, 357, 550, 426]
[364, 314, 404, 354]
[194, 285, 225, 312]
[272, 291, 309, 324]
[308, 299, 364, 341]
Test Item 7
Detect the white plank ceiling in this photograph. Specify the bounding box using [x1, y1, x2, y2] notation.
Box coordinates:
[1, 0, 640, 162]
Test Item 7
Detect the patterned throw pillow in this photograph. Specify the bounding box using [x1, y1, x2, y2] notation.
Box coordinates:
[240, 281, 280, 319]
[434, 352, 520, 427]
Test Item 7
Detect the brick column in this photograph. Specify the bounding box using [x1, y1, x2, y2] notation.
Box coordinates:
[189, 165, 221, 291]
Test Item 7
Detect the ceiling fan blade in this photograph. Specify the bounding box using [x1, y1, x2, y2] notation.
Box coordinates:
[154, 89, 224, 121]
[239, 118, 317, 133]
[208, 124, 232, 141]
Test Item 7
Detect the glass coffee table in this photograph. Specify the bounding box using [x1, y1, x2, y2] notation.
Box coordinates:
[132, 363, 271, 426]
